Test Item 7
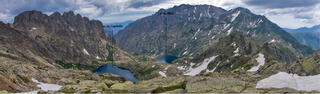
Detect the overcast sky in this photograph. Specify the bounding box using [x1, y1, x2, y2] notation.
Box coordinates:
[1, 0, 320, 29]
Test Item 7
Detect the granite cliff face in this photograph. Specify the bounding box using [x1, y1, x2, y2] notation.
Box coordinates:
[117, 4, 313, 61]
[12, 10, 112, 65]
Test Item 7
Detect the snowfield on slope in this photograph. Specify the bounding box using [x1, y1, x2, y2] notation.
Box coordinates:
[32, 78, 62, 91]
[256, 72, 320, 91]
[17, 78, 62, 94]
[231, 11, 241, 22]
[158, 71, 167, 77]
[184, 55, 218, 76]
[83, 49, 90, 55]
[248, 53, 265, 72]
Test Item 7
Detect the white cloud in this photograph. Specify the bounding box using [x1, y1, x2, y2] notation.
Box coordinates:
[0, 13, 13, 22]
[0, 0, 319, 28]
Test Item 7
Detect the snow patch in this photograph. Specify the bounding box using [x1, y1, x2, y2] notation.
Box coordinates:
[182, 50, 188, 55]
[192, 29, 201, 40]
[208, 61, 221, 72]
[234, 47, 240, 56]
[177, 66, 185, 70]
[96, 56, 100, 59]
[70, 27, 75, 31]
[199, 13, 203, 20]
[159, 71, 167, 77]
[269, 39, 276, 43]
[227, 27, 233, 35]
[19, 78, 62, 93]
[32, 27, 37, 30]
[248, 53, 265, 72]
[224, 24, 230, 30]
[208, 30, 212, 36]
[32, 78, 62, 91]
[184, 55, 218, 76]
[231, 42, 237, 47]
[256, 72, 320, 91]
[211, 35, 215, 39]
[164, 65, 170, 70]
[231, 11, 241, 22]
[173, 43, 177, 48]
[190, 63, 195, 66]
[29, 27, 37, 31]
[257, 19, 263, 23]
[83, 49, 90, 55]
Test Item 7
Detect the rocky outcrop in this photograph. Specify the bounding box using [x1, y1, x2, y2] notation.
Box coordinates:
[57, 72, 316, 93]
[290, 50, 320, 76]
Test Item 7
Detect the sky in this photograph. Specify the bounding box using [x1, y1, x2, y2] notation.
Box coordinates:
[1, 0, 320, 29]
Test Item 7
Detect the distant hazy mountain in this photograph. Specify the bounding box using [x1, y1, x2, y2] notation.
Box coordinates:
[284, 25, 320, 32]
[117, 4, 313, 61]
[284, 25, 320, 50]
[104, 20, 133, 36]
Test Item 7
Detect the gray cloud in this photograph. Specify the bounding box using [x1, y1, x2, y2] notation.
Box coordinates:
[0, 0, 168, 23]
[1, 0, 320, 28]
[244, 0, 320, 8]
[295, 14, 313, 19]
[128, 0, 167, 8]
[1, 0, 75, 15]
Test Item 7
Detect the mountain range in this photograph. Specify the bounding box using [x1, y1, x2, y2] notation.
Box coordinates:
[0, 4, 319, 93]
[117, 4, 313, 63]
[104, 20, 133, 36]
[283, 25, 320, 50]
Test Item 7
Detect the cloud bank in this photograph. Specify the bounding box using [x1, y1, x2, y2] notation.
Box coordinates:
[1, 0, 320, 28]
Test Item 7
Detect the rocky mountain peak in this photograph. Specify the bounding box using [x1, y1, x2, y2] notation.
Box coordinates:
[0, 21, 7, 27]
[9, 10, 113, 65]
[62, 11, 75, 17]
[155, 4, 227, 20]
[117, 4, 313, 61]
[50, 11, 61, 17]
[13, 10, 106, 39]
[230, 7, 251, 13]
[13, 10, 49, 26]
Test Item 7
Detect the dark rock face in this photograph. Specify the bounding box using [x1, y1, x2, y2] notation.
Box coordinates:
[0, 22, 42, 92]
[0, 21, 46, 63]
[117, 4, 313, 61]
[12, 10, 111, 65]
